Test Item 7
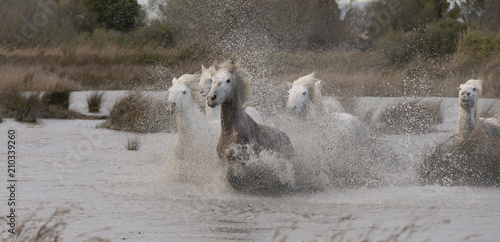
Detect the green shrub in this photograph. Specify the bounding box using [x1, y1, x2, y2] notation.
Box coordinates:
[84, 0, 142, 32]
[379, 99, 443, 134]
[141, 20, 177, 47]
[376, 30, 417, 62]
[415, 18, 467, 58]
[457, 30, 500, 59]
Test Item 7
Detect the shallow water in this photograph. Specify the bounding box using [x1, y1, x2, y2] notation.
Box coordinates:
[1, 95, 500, 241]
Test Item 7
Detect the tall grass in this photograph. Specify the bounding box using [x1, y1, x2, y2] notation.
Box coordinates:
[87, 91, 105, 113]
[0, 207, 110, 242]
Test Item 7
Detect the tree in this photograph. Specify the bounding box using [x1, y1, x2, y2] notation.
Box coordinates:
[84, 0, 142, 31]
[153, 0, 343, 50]
[366, 0, 451, 37]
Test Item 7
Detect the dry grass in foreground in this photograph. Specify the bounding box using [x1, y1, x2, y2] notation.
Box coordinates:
[273, 210, 478, 242]
[418, 124, 500, 186]
[0, 207, 109, 242]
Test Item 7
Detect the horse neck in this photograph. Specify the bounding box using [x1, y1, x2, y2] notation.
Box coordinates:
[457, 105, 478, 137]
[176, 102, 207, 139]
[205, 103, 221, 122]
[220, 91, 249, 132]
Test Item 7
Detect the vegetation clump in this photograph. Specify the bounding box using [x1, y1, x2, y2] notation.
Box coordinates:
[378, 99, 443, 134]
[419, 126, 500, 186]
[87, 91, 105, 113]
[104, 92, 175, 133]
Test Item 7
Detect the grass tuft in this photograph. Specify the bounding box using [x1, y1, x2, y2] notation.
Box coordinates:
[87, 91, 105, 113]
[14, 92, 43, 123]
[378, 98, 443, 134]
[126, 135, 141, 151]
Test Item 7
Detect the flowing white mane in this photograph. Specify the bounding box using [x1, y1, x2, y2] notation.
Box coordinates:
[219, 60, 252, 105]
[177, 73, 200, 88]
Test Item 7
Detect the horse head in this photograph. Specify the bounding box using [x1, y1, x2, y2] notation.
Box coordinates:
[199, 65, 217, 97]
[167, 74, 198, 114]
[286, 73, 320, 116]
[458, 79, 482, 110]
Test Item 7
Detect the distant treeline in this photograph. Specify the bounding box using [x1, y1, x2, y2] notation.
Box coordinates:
[0, 0, 499, 62]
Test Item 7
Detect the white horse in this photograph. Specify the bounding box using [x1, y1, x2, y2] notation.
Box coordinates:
[286, 73, 344, 117]
[198, 64, 264, 124]
[286, 73, 367, 143]
[454, 79, 500, 142]
[167, 73, 220, 160]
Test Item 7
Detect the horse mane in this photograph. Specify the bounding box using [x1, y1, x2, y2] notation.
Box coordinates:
[219, 60, 252, 105]
[203, 65, 217, 76]
[465, 79, 483, 97]
[177, 73, 201, 89]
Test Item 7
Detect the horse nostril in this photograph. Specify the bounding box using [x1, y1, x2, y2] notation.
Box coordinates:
[211, 95, 217, 101]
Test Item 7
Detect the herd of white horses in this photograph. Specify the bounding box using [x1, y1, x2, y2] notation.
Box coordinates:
[166, 60, 500, 191]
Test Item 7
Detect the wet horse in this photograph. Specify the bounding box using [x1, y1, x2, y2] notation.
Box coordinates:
[206, 60, 294, 191]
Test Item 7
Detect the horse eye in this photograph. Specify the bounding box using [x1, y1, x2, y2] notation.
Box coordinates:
[302, 92, 306, 95]
[473, 88, 476, 91]
[182, 91, 186, 94]
[226, 79, 231, 83]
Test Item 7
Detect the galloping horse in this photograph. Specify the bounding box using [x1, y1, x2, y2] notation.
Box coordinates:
[206, 60, 294, 190]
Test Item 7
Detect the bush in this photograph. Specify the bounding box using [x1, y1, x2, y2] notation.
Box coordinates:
[418, 125, 500, 186]
[42, 91, 71, 110]
[15, 93, 43, 123]
[457, 30, 500, 59]
[140, 20, 177, 47]
[415, 18, 467, 58]
[104, 92, 175, 133]
[376, 31, 417, 62]
[84, 0, 142, 32]
[378, 99, 443, 134]
[87, 91, 105, 113]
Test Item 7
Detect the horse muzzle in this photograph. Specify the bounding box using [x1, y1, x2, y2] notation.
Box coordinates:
[167, 102, 176, 114]
[207, 94, 218, 108]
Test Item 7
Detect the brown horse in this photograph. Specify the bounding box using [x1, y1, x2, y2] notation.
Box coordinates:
[206, 60, 294, 191]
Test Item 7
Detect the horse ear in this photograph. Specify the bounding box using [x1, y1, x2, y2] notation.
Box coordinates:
[314, 80, 322, 92]
[172, 77, 178, 85]
[202, 65, 206, 71]
[285, 81, 293, 89]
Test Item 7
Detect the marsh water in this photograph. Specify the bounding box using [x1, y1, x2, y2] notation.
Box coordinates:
[1, 92, 499, 241]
